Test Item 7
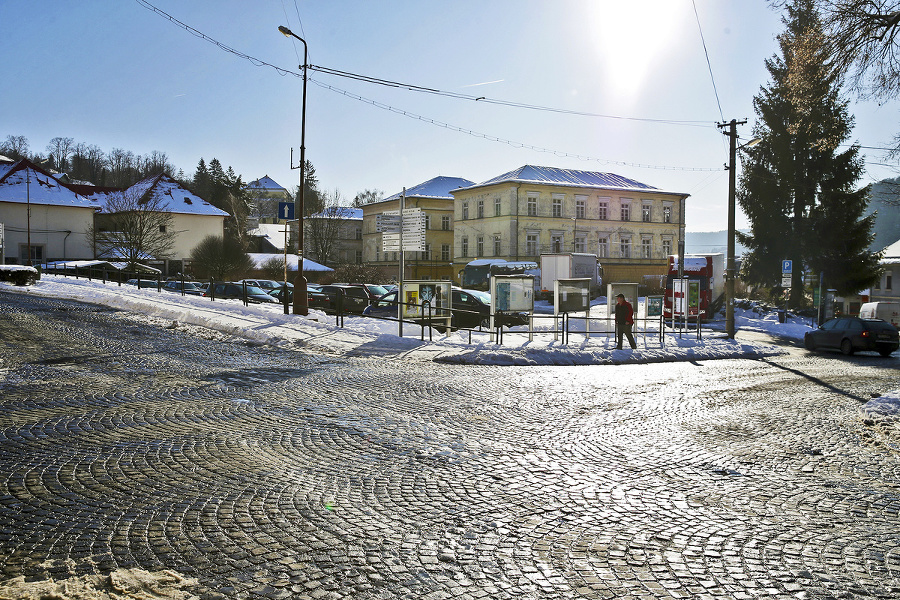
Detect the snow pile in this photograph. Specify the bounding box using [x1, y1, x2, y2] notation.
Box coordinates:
[861, 391, 900, 424]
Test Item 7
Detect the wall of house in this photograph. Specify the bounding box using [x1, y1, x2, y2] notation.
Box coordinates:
[871, 263, 898, 302]
[451, 183, 685, 281]
[169, 213, 225, 259]
[0, 201, 95, 263]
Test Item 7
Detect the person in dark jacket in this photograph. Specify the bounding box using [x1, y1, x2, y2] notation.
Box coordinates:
[614, 293, 637, 350]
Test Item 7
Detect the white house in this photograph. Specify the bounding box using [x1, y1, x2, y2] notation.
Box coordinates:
[0, 158, 101, 264]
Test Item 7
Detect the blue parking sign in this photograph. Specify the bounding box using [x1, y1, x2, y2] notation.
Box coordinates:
[782, 260, 792, 274]
[278, 202, 295, 220]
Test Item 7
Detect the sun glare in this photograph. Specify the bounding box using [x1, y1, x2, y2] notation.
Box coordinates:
[589, 1, 688, 102]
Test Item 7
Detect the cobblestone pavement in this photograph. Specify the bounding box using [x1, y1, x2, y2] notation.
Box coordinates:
[1, 292, 900, 599]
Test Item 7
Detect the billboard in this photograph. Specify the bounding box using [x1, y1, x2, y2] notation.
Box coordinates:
[491, 275, 535, 313]
[400, 280, 451, 320]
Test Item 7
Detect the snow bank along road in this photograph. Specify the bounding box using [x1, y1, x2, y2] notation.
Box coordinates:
[1, 291, 900, 599]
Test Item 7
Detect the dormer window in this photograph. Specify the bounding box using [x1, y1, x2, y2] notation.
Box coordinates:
[184, 197, 192, 204]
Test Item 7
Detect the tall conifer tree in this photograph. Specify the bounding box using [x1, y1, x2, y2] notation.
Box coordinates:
[738, 0, 880, 304]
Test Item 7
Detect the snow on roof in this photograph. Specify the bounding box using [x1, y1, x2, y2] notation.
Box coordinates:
[309, 207, 363, 220]
[383, 176, 476, 202]
[246, 175, 287, 192]
[248, 253, 333, 272]
[88, 174, 230, 217]
[0, 159, 100, 209]
[882, 238, 900, 262]
[249, 223, 290, 251]
[458, 165, 686, 196]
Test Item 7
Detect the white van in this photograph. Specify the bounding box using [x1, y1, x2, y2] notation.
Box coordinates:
[859, 301, 900, 328]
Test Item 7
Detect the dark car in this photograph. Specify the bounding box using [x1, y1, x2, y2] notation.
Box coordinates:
[162, 281, 203, 295]
[363, 288, 528, 330]
[269, 285, 333, 311]
[319, 284, 371, 314]
[240, 279, 283, 292]
[125, 278, 159, 289]
[203, 282, 278, 304]
[345, 283, 389, 304]
[804, 317, 899, 357]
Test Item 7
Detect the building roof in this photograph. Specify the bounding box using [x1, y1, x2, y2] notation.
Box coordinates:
[248, 253, 333, 272]
[456, 165, 686, 196]
[0, 159, 101, 210]
[85, 174, 230, 217]
[309, 207, 363, 220]
[882, 238, 900, 262]
[249, 223, 290, 251]
[246, 175, 287, 192]
[382, 176, 476, 202]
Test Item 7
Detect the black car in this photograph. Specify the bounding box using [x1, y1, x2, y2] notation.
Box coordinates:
[162, 281, 203, 295]
[363, 288, 528, 330]
[319, 284, 371, 314]
[269, 285, 332, 311]
[203, 282, 278, 304]
[804, 317, 899, 356]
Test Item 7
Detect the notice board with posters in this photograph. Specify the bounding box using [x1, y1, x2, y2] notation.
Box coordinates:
[491, 275, 535, 313]
[400, 280, 451, 320]
[555, 279, 591, 313]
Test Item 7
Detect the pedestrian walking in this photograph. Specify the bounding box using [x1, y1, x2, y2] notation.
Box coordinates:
[614, 293, 637, 350]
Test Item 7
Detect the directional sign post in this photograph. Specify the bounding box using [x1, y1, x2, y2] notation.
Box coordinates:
[278, 202, 295, 221]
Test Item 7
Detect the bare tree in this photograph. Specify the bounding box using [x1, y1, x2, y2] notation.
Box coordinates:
[1, 135, 30, 160]
[45, 136, 75, 172]
[305, 189, 354, 267]
[353, 188, 384, 207]
[90, 189, 176, 270]
[106, 148, 137, 187]
[189, 235, 254, 281]
[70, 142, 106, 184]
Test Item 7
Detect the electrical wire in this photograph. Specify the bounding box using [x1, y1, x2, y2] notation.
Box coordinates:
[692, 0, 725, 122]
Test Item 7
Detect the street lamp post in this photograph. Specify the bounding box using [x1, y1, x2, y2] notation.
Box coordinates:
[278, 25, 309, 316]
[719, 119, 759, 339]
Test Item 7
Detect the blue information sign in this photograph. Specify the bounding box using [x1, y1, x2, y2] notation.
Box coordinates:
[278, 202, 295, 220]
[782, 260, 792, 274]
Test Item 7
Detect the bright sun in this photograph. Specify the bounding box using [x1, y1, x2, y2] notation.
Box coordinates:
[588, 1, 689, 102]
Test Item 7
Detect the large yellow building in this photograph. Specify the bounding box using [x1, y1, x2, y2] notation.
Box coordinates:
[451, 165, 689, 284]
[361, 176, 474, 282]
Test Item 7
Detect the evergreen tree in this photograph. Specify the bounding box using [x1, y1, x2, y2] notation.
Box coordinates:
[192, 158, 211, 201]
[738, 0, 880, 304]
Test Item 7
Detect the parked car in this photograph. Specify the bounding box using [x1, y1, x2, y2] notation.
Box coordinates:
[319, 284, 371, 314]
[203, 282, 278, 304]
[269, 285, 333, 311]
[240, 279, 283, 292]
[363, 287, 528, 330]
[346, 283, 390, 304]
[125, 278, 160, 289]
[804, 317, 899, 356]
[162, 281, 203, 295]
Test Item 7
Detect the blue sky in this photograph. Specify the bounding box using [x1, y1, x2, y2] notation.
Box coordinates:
[2, 0, 897, 231]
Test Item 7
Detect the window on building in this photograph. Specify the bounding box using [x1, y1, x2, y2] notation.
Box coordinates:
[476, 235, 484, 256]
[159, 225, 167, 233]
[477, 200, 484, 219]
[642, 204, 652, 222]
[494, 197, 502, 217]
[355, 227, 362, 240]
[424, 214, 431, 230]
[441, 244, 450, 261]
[424, 244, 432, 260]
[576, 198, 586, 219]
[887, 272, 893, 290]
[620, 238, 631, 258]
[527, 196, 538, 216]
[461, 236, 468, 257]
[526, 234, 538, 255]
[574, 236, 585, 253]
[621, 202, 631, 221]
[663, 205, 672, 223]
[551, 234, 563, 253]
[642, 238, 652, 258]
[19, 244, 44, 263]
[355, 250, 362, 264]
[598, 200, 608, 220]
[598, 237, 608, 258]
[442, 215, 451, 230]
[493, 235, 502, 256]
[662, 239, 672, 257]
[552, 198, 562, 218]
[462, 202, 469, 220]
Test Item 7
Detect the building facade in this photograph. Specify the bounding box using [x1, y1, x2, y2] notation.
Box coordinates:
[362, 176, 474, 282]
[246, 175, 291, 224]
[0, 159, 100, 264]
[304, 207, 363, 267]
[871, 239, 899, 303]
[450, 165, 689, 284]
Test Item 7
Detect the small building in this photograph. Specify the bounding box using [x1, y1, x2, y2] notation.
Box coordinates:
[246, 175, 291, 224]
[305, 207, 363, 267]
[362, 176, 475, 282]
[0, 158, 101, 264]
[450, 165, 689, 284]
[871, 239, 900, 303]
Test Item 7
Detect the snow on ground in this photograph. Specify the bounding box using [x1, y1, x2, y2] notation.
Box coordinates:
[2, 272, 899, 427]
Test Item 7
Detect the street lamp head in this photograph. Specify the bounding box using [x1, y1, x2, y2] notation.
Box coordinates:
[278, 25, 293, 37]
[740, 137, 762, 150]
